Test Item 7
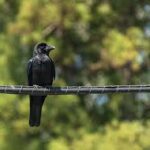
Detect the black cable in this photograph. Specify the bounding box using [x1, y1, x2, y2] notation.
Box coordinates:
[0, 85, 149, 96]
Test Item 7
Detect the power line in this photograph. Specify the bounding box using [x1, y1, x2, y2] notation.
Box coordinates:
[0, 85, 149, 96]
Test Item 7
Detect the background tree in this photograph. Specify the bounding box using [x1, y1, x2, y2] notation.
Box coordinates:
[0, 0, 149, 149]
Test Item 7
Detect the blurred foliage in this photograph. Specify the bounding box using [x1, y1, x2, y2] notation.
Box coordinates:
[48, 121, 150, 150]
[0, 0, 149, 149]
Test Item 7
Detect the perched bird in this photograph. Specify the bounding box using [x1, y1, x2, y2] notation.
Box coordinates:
[27, 42, 55, 127]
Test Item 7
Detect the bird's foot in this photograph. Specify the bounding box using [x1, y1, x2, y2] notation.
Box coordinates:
[33, 84, 40, 88]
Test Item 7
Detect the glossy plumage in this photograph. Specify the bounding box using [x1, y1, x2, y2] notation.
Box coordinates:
[27, 43, 55, 127]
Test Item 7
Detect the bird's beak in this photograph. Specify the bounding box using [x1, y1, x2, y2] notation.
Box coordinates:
[47, 45, 55, 52]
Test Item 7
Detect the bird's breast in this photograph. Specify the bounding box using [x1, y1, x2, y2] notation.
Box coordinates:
[32, 55, 53, 85]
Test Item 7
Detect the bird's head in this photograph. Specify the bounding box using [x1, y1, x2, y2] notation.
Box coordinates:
[35, 42, 55, 55]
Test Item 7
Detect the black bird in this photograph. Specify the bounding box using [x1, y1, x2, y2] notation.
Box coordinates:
[27, 42, 55, 127]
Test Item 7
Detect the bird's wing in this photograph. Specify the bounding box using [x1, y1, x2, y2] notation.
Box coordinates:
[51, 59, 55, 80]
[27, 59, 33, 86]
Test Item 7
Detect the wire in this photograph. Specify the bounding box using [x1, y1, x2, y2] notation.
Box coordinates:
[0, 85, 149, 96]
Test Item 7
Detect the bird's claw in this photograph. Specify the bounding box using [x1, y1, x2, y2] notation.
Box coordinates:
[33, 85, 40, 88]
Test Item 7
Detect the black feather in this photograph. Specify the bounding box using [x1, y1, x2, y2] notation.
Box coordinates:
[27, 43, 55, 127]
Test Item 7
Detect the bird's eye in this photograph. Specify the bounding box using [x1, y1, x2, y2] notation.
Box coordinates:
[40, 46, 45, 49]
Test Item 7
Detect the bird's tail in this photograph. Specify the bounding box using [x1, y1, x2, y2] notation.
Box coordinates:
[29, 96, 46, 127]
